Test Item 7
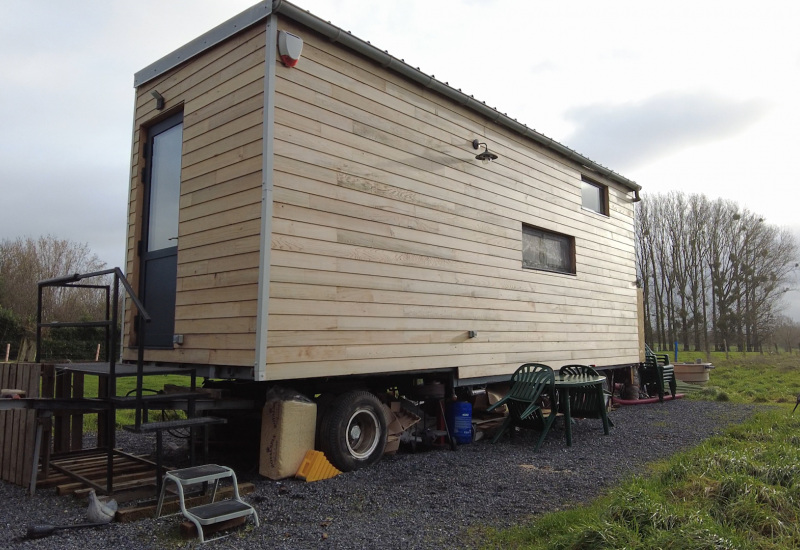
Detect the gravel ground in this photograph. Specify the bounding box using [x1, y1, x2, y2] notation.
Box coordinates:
[1, 400, 757, 550]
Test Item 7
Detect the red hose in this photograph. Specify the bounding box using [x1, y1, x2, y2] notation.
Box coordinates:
[612, 394, 685, 406]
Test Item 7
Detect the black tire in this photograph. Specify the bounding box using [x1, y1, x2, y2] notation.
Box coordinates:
[314, 393, 337, 448]
[319, 391, 387, 472]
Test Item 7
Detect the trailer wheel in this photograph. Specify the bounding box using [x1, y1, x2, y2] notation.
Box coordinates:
[319, 391, 387, 472]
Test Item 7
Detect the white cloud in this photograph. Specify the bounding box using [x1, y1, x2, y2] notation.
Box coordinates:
[563, 92, 770, 170]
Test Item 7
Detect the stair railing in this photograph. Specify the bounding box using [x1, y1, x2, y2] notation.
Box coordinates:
[37, 267, 150, 380]
[37, 267, 150, 492]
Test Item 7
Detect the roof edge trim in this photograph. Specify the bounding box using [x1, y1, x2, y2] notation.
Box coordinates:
[133, 0, 639, 192]
[133, 1, 273, 88]
[271, 1, 639, 191]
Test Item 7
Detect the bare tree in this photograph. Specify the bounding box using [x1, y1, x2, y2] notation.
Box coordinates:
[663, 192, 692, 351]
[635, 200, 654, 345]
[641, 198, 670, 349]
[685, 194, 711, 353]
[773, 316, 800, 353]
[0, 235, 108, 330]
[635, 193, 799, 353]
[704, 200, 742, 352]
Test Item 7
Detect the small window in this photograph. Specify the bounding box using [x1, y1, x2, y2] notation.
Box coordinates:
[522, 224, 575, 274]
[581, 177, 608, 215]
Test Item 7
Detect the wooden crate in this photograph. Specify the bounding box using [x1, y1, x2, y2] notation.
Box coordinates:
[0, 363, 41, 486]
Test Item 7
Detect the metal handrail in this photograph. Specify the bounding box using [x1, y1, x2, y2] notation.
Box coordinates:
[36, 267, 151, 493]
[36, 268, 150, 366]
[38, 268, 150, 322]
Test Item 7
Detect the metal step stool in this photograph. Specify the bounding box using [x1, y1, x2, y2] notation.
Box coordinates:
[155, 464, 259, 543]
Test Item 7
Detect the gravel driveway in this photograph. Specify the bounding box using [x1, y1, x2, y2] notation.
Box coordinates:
[1, 400, 757, 549]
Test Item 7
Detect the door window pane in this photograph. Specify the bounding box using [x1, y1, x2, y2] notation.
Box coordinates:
[148, 123, 183, 251]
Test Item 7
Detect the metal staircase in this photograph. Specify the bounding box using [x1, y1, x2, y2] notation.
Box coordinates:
[36, 268, 221, 494]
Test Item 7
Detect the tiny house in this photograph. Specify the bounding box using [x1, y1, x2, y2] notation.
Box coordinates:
[124, 1, 642, 469]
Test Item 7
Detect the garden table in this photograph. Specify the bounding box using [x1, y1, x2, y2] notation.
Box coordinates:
[553, 373, 610, 446]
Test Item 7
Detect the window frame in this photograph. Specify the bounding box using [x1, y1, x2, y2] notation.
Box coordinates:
[521, 224, 576, 275]
[581, 176, 609, 216]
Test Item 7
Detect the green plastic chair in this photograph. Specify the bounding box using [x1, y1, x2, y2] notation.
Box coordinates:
[640, 354, 677, 402]
[559, 364, 599, 377]
[559, 365, 614, 429]
[486, 363, 557, 451]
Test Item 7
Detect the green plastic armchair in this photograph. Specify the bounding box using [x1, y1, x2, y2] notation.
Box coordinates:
[640, 354, 676, 402]
[486, 363, 557, 451]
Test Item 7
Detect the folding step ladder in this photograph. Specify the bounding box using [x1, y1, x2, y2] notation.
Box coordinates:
[155, 464, 259, 543]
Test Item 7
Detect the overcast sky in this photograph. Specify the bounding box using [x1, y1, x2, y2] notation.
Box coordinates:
[1, 0, 799, 318]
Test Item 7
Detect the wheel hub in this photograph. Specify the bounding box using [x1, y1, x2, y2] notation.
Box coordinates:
[346, 408, 380, 460]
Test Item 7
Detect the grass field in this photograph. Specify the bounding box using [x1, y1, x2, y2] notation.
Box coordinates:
[482, 352, 800, 549]
[674, 351, 800, 405]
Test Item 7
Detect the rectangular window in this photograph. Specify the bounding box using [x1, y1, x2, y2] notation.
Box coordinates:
[581, 177, 608, 215]
[522, 224, 575, 274]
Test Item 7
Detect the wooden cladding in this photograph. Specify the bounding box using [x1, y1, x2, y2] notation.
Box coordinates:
[124, 24, 266, 366]
[264, 17, 639, 380]
[124, 14, 640, 380]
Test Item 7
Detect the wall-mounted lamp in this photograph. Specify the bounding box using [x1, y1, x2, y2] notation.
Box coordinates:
[151, 90, 165, 110]
[472, 139, 498, 164]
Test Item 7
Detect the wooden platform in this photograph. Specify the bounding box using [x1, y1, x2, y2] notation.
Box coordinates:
[37, 448, 165, 500]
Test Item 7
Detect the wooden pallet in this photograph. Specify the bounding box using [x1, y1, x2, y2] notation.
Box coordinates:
[1, 362, 97, 490]
[38, 448, 165, 501]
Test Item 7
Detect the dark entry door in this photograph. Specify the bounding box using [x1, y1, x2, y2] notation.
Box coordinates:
[141, 113, 183, 348]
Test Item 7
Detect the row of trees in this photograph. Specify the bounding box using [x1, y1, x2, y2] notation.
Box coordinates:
[773, 316, 800, 354]
[0, 235, 110, 360]
[636, 192, 799, 353]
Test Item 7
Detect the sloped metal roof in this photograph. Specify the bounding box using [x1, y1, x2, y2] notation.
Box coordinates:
[134, 0, 639, 192]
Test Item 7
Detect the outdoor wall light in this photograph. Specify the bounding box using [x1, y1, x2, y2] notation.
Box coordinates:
[472, 139, 498, 164]
[151, 89, 165, 110]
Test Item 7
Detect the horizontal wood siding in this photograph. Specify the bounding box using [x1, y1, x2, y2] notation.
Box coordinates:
[124, 14, 639, 381]
[123, 23, 266, 367]
[265, 17, 639, 381]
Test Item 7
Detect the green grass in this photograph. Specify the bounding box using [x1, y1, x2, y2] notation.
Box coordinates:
[481, 354, 800, 550]
[671, 352, 800, 405]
